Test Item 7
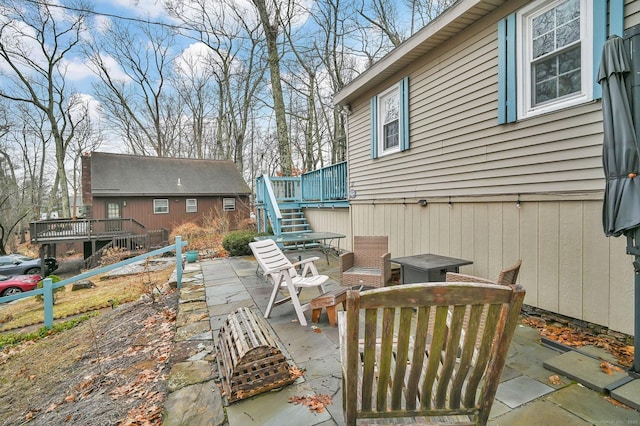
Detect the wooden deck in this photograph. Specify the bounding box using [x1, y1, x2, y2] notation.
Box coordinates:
[29, 218, 147, 244]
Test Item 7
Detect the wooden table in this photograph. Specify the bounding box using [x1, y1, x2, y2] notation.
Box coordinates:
[390, 254, 473, 284]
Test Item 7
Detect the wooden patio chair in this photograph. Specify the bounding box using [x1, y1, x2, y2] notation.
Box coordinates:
[338, 281, 525, 425]
[249, 239, 328, 326]
[340, 236, 391, 288]
[445, 259, 522, 286]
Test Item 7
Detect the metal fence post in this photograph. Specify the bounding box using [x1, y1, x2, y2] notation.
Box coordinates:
[43, 278, 53, 329]
[176, 236, 183, 289]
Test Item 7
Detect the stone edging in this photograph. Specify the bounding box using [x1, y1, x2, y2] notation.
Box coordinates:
[162, 262, 226, 426]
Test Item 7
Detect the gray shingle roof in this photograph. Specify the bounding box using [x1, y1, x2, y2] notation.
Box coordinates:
[89, 152, 251, 196]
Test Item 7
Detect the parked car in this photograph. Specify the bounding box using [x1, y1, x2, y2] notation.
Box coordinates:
[0, 254, 58, 276]
[0, 274, 42, 297]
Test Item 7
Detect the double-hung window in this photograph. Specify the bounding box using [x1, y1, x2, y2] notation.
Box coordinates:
[154, 199, 169, 214]
[186, 198, 197, 213]
[370, 77, 410, 158]
[519, 0, 591, 118]
[223, 198, 236, 211]
[498, 0, 622, 123]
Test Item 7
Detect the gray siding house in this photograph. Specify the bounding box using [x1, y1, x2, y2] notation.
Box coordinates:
[318, 0, 638, 335]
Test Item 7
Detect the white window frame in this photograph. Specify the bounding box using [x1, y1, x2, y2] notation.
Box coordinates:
[516, 0, 593, 119]
[223, 198, 236, 211]
[153, 198, 169, 214]
[377, 84, 401, 157]
[186, 198, 197, 213]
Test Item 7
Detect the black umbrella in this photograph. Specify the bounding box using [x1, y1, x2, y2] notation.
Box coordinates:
[599, 35, 640, 375]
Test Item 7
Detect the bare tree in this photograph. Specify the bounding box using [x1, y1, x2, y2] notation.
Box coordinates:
[0, 0, 91, 218]
[165, 0, 268, 174]
[65, 96, 103, 218]
[87, 20, 179, 157]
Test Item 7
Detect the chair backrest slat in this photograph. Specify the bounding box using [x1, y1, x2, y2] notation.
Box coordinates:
[249, 240, 296, 278]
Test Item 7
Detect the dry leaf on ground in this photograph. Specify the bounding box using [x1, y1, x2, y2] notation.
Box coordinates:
[288, 394, 333, 413]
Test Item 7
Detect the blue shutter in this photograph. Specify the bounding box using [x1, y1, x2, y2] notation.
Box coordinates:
[592, 1, 624, 100]
[498, 13, 517, 124]
[399, 76, 410, 151]
[608, 0, 624, 37]
[370, 96, 378, 159]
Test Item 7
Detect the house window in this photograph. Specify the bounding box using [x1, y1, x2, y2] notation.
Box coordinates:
[498, 0, 619, 123]
[154, 199, 169, 214]
[223, 198, 236, 211]
[517, 0, 592, 118]
[370, 76, 410, 158]
[379, 85, 400, 154]
[186, 198, 197, 213]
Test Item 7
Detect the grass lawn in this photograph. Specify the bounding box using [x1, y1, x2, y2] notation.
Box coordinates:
[0, 263, 174, 332]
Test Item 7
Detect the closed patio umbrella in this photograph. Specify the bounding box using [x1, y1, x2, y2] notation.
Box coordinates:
[600, 35, 640, 237]
[599, 35, 640, 374]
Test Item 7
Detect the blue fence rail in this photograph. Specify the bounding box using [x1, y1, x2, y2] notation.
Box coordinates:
[0, 236, 188, 330]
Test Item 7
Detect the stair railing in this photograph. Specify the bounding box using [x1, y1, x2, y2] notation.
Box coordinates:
[257, 176, 283, 235]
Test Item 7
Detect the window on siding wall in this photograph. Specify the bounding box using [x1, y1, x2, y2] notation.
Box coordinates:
[370, 77, 409, 158]
[186, 198, 197, 213]
[223, 198, 236, 211]
[498, 0, 620, 123]
[154, 199, 169, 214]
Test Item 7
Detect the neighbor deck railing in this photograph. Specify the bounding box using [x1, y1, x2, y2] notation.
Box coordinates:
[29, 218, 147, 244]
[0, 237, 188, 329]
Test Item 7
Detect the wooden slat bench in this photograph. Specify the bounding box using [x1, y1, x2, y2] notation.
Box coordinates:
[310, 287, 348, 326]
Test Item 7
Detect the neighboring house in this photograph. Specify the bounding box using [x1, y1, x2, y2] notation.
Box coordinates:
[82, 152, 251, 234]
[314, 0, 636, 336]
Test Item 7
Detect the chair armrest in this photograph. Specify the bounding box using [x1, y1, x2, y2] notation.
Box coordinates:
[340, 252, 355, 272]
[446, 272, 495, 284]
[291, 256, 320, 267]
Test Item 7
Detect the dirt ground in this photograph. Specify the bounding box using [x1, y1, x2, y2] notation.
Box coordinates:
[0, 291, 178, 426]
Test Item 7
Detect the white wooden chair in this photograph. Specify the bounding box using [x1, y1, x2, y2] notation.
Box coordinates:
[249, 239, 329, 326]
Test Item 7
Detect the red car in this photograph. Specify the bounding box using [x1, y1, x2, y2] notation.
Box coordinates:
[0, 274, 42, 297]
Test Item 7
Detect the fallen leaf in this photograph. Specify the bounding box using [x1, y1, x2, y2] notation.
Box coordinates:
[288, 394, 333, 413]
[289, 366, 305, 379]
[599, 361, 624, 375]
[547, 375, 562, 385]
[605, 396, 630, 408]
[65, 394, 76, 403]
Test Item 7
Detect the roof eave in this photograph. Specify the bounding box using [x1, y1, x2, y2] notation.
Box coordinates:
[333, 0, 506, 106]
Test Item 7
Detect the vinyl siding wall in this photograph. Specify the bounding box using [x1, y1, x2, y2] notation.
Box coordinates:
[326, 0, 640, 335]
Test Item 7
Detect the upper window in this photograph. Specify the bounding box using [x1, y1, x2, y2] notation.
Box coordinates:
[378, 85, 401, 155]
[223, 198, 236, 211]
[517, 0, 593, 118]
[153, 199, 169, 214]
[370, 77, 410, 158]
[186, 198, 197, 213]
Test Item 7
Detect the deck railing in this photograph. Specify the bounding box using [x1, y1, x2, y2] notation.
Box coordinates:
[255, 162, 348, 234]
[0, 237, 188, 329]
[29, 218, 147, 243]
[256, 161, 348, 205]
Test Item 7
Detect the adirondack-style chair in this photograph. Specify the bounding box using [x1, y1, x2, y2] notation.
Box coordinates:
[338, 282, 525, 425]
[249, 239, 328, 326]
[340, 236, 391, 288]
